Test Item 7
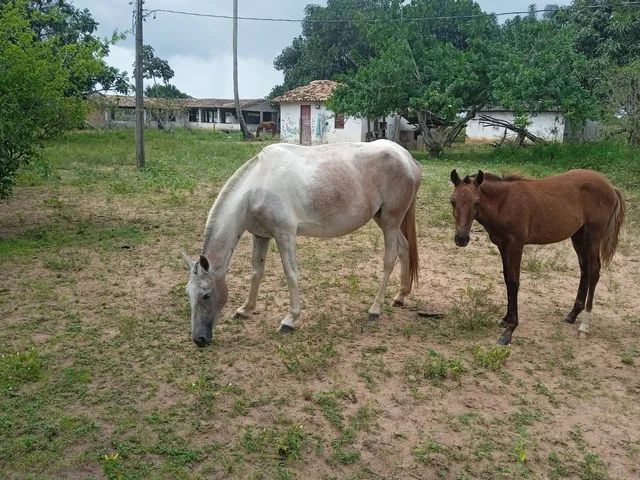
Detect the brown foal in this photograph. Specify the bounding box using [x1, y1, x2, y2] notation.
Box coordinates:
[450, 169, 625, 345]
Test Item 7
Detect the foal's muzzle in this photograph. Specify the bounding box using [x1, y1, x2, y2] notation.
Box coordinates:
[454, 233, 470, 247]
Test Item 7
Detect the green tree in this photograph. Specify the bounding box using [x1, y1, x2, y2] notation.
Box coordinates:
[137, 44, 175, 87]
[144, 84, 189, 99]
[554, 0, 640, 66]
[270, 0, 397, 98]
[0, 0, 88, 198]
[329, 0, 498, 156]
[484, 14, 595, 143]
[605, 61, 640, 145]
[0, 0, 130, 94]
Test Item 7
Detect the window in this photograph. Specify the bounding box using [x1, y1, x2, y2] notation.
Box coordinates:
[243, 111, 261, 125]
[262, 112, 273, 122]
[334, 112, 345, 129]
[188, 108, 199, 122]
[201, 109, 216, 123]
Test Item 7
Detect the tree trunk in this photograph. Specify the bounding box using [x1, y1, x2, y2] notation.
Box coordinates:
[233, 0, 253, 140]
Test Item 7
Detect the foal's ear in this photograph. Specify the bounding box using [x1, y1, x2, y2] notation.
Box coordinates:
[181, 251, 196, 271]
[450, 169, 461, 186]
[199, 255, 210, 272]
[475, 170, 484, 186]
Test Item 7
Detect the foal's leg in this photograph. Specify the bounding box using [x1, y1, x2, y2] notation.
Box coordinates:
[235, 235, 271, 318]
[392, 231, 411, 307]
[275, 233, 301, 332]
[497, 242, 524, 345]
[579, 234, 602, 338]
[565, 227, 589, 324]
[368, 227, 400, 321]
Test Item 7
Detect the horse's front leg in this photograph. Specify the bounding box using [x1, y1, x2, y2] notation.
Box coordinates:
[497, 242, 523, 345]
[275, 233, 301, 332]
[368, 228, 399, 321]
[235, 235, 271, 318]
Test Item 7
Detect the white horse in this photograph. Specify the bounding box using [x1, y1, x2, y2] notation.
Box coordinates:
[182, 139, 421, 346]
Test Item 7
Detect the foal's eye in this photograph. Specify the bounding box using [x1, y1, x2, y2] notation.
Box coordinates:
[203, 293, 211, 300]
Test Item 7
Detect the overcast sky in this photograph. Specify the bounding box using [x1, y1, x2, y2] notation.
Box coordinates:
[73, 0, 572, 99]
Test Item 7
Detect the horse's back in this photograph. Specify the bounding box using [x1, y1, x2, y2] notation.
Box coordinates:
[517, 169, 618, 243]
[245, 141, 420, 237]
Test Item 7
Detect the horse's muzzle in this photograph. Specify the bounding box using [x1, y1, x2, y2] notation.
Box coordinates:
[193, 335, 211, 347]
[454, 233, 470, 247]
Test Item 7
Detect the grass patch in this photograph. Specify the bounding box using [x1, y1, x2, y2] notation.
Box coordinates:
[446, 282, 502, 337]
[473, 345, 511, 371]
[276, 337, 337, 374]
[405, 349, 465, 385]
[0, 349, 44, 393]
[0, 224, 147, 258]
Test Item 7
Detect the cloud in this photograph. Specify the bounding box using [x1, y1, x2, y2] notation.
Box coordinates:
[106, 45, 282, 98]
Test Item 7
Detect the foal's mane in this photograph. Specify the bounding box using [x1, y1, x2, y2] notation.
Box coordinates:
[463, 172, 524, 184]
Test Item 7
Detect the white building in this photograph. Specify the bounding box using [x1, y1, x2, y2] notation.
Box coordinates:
[274, 80, 415, 146]
[465, 109, 600, 144]
[88, 95, 278, 132]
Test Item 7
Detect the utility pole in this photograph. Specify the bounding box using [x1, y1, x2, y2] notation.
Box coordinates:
[135, 0, 145, 168]
[233, 0, 253, 140]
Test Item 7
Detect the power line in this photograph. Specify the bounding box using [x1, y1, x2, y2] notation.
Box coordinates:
[144, 2, 640, 24]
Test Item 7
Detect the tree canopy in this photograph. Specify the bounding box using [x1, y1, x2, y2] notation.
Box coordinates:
[275, 0, 638, 154]
[0, 0, 88, 198]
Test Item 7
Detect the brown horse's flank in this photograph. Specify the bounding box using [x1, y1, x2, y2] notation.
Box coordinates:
[256, 121, 277, 138]
[450, 169, 625, 345]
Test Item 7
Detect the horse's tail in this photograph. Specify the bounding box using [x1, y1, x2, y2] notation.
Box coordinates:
[601, 188, 625, 266]
[401, 195, 419, 290]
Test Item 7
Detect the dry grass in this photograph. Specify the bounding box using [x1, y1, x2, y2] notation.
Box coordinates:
[1, 130, 639, 479]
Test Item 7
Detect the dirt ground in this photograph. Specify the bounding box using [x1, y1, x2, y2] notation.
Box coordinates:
[1, 159, 639, 479]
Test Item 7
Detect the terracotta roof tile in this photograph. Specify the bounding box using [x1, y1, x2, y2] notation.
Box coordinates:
[89, 95, 268, 109]
[273, 80, 339, 103]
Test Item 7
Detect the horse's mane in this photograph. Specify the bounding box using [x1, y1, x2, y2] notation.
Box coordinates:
[463, 172, 524, 183]
[202, 155, 260, 250]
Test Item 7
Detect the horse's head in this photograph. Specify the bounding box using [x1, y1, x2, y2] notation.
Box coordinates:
[182, 252, 228, 347]
[450, 169, 484, 247]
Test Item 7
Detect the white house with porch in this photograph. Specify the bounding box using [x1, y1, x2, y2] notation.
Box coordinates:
[274, 80, 415, 146]
[88, 95, 278, 132]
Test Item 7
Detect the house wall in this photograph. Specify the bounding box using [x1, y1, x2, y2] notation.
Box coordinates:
[466, 111, 566, 144]
[280, 102, 364, 144]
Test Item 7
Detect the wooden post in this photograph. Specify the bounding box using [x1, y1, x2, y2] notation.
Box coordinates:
[233, 0, 253, 140]
[135, 0, 145, 168]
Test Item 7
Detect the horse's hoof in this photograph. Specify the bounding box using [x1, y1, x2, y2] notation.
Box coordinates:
[234, 310, 251, 319]
[392, 299, 404, 307]
[278, 324, 295, 334]
[497, 331, 512, 346]
[578, 330, 588, 339]
[564, 315, 576, 324]
[367, 313, 380, 322]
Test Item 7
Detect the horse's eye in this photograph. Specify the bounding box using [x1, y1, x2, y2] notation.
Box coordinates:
[203, 293, 211, 300]
[450, 200, 456, 207]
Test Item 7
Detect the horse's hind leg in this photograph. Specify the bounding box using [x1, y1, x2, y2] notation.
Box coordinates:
[392, 231, 411, 307]
[368, 224, 400, 321]
[565, 227, 588, 324]
[579, 231, 602, 337]
[235, 235, 271, 318]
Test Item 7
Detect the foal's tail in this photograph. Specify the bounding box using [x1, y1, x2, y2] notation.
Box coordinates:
[601, 188, 625, 266]
[401, 195, 419, 290]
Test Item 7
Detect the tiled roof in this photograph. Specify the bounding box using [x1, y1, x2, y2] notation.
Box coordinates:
[90, 95, 269, 109]
[273, 80, 339, 103]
